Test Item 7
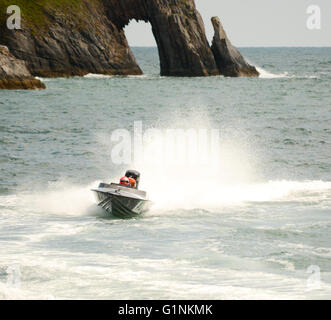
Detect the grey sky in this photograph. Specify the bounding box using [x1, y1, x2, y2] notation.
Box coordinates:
[125, 0, 331, 47]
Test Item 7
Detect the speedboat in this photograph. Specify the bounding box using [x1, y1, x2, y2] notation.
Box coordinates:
[92, 170, 153, 218]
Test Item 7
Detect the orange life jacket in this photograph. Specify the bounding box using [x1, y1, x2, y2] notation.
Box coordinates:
[128, 177, 136, 188]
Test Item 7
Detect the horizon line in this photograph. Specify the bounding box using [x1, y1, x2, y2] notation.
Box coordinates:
[130, 45, 331, 48]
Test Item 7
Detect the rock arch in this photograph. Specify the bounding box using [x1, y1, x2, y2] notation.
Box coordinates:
[0, 0, 258, 78]
[103, 0, 219, 76]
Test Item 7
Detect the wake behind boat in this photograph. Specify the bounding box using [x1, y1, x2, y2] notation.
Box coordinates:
[92, 170, 153, 218]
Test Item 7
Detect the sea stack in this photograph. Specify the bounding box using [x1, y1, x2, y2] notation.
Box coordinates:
[211, 16, 259, 77]
[0, 45, 45, 90]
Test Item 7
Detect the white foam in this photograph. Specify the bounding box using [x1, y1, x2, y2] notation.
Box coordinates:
[145, 178, 331, 212]
[0, 181, 101, 217]
[6, 175, 330, 217]
[127, 74, 151, 79]
[257, 67, 291, 79]
[256, 67, 319, 79]
[35, 77, 52, 82]
[84, 73, 114, 79]
[1, 164, 329, 217]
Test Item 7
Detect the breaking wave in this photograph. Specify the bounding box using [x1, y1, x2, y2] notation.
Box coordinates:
[257, 67, 291, 79]
[256, 67, 319, 79]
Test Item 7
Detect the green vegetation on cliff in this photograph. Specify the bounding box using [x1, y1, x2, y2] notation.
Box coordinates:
[0, 0, 100, 31]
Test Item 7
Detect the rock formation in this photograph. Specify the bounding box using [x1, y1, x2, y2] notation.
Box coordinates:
[211, 17, 259, 77]
[0, 1, 143, 77]
[104, 0, 219, 76]
[0, 45, 45, 89]
[0, 1, 259, 82]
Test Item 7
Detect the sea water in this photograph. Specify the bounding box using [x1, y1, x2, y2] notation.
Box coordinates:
[0, 47, 330, 299]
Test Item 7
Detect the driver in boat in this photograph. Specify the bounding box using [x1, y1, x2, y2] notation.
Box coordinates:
[119, 176, 137, 188]
[128, 177, 137, 189]
[120, 176, 130, 187]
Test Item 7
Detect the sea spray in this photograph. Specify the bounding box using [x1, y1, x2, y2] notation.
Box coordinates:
[256, 67, 291, 79]
[0, 181, 102, 217]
